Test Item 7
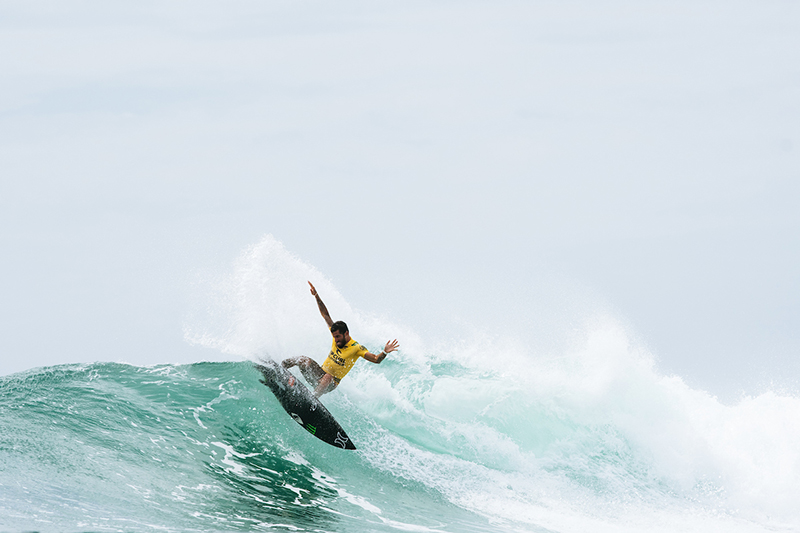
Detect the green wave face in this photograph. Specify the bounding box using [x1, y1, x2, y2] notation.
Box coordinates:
[2, 359, 797, 533]
[0, 361, 496, 533]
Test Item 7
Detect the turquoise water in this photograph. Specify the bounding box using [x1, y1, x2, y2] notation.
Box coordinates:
[0, 361, 494, 532]
[2, 234, 798, 533]
[2, 354, 798, 533]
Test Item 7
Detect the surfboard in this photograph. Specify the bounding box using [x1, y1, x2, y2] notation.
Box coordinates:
[255, 359, 357, 450]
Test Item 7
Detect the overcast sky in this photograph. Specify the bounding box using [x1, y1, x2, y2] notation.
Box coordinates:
[1, 0, 798, 401]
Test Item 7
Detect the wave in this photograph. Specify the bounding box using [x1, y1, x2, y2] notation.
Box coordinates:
[3, 235, 799, 532]
[0, 361, 488, 532]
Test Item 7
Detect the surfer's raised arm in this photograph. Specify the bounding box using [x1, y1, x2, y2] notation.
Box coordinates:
[308, 281, 334, 328]
[282, 281, 399, 398]
[363, 339, 400, 364]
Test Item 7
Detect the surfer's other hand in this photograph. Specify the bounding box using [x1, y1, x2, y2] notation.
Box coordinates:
[308, 281, 318, 296]
[384, 339, 399, 354]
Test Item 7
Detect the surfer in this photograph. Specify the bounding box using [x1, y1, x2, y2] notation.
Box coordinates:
[282, 281, 399, 397]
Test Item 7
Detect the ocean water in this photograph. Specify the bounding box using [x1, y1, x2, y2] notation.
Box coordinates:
[0, 360, 495, 532]
[2, 353, 798, 533]
[2, 238, 799, 532]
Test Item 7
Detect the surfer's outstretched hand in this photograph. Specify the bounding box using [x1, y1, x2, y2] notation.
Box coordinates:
[308, 281, 318, 296]
[384, 339, 399, 354]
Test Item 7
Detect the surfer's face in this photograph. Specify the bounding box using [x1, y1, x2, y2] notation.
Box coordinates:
[331, 330, 349, 348]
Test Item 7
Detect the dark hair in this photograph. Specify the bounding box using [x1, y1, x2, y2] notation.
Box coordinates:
[330, 321, 349, 334]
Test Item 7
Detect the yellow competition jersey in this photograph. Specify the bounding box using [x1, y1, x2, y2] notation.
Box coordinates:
[321, 339, 369, 381]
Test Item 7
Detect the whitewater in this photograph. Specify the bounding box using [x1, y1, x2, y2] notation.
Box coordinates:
[2, 236, 798, 533]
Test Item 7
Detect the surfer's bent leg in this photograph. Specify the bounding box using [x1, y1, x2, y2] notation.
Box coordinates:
[314, 372, 338, 397]
[282, 356, 330, 389]
[281, 357, 301, 369]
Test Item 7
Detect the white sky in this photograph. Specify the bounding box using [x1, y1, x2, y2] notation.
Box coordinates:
[1, 0, 798, 401]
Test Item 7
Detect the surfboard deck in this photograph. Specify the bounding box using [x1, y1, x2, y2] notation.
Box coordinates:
[255, 359, 357, 450]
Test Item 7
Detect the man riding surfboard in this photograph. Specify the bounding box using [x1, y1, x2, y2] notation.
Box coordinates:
[281, 282, 400, 397]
